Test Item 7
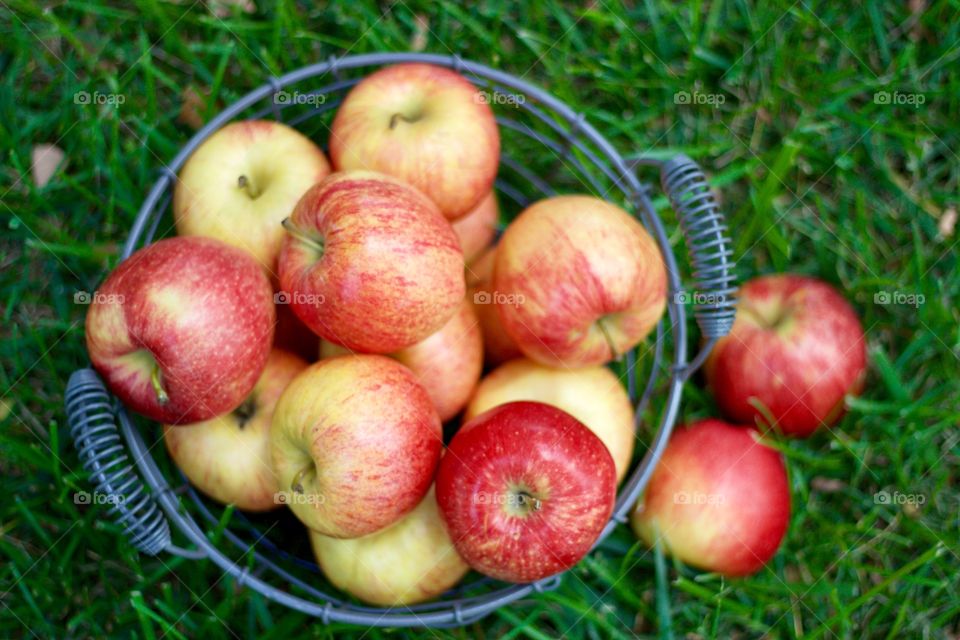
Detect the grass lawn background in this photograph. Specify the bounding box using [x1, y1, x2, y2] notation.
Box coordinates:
[1, 1, 958, 638]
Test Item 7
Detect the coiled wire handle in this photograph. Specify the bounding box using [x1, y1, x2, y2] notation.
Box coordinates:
[65, 368, 170, 555]
[661, 155, 737, 339]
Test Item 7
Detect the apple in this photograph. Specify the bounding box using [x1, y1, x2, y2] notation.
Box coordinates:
[321, 299, 482, 422]
[277, 170, 465, 354]
[464, 358, 635, 483]
[329, 63, 500, 220]
[704, 274, 867, 437]
[273, 302, 318, 362]
[436, 401, 616, 583]
[173, 119, 330, 278]
[452, 190, 499, 264]
[162, 349, 308, 511]
[494, 195, 667, 367]
[309, 486, 469, 606]
[85, 236, 275, 424]
[466, 246, 522, 366]
[270, 354, 442, 537]
[630, 419, 790, 577]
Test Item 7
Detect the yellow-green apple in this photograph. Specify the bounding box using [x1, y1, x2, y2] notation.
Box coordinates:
[329, 63, 500, 220]
[320, 299, 482, 421]
[278, 171, 464, 354]
[436, 401, 616, 583]
[631, 419, 790, 576]
[270, 355, 442, 537]
[85, 236, 275, 424]
[309, 486, 469, 606]
[704, 274, 867, 437]
[452, 191, 499, 264]
[273, 302, 318, 362]
[173, 120, 330, 278]
[163, 349, 308, 511]
[465, 358, 635, 483]
[466, 246, 522, 366]
[494, 195, 667, 367]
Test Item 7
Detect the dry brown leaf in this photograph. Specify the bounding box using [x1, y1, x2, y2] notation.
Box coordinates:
[210, 0, 256, 18]
[178, 87, 206, 130]
[31, 143, 66, 188]
[939, 206, 956, 239]
[811, 476, 846, 493]
[411, 14, 429, 51]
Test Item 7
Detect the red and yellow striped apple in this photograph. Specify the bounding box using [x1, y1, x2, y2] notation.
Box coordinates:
[277, 171, 464, 354]
[466, 246, 522, 366]
[452, 190, 499, 264]
[330, 63, 500, 220]
[85, 236, 275, 424]
[494, 195, 667, 367]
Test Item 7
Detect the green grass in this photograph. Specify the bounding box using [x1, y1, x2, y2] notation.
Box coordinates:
[2, 1, 958, 637]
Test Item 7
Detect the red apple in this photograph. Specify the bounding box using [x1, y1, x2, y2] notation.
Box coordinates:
[466, 246, 522, 366]
[330, 63, 500, 220]
[704, 274, 867, 437]
[494, 195, 667, 367]
[85, 236, 275, 424]
[631, 419, 790, 577]
[270, 355, 442, 537]
[162, 349, 308, 511]
[277, 171, 464, 354]
[452, 191, 499, 264]
[436, 401, 616, 583]
[320, 299, 482, 422]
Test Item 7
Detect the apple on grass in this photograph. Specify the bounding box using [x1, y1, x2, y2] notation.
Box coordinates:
[452, 190, 499, 264]
[310, 486, 469, 606]
[278, 170, 465, 354]
[494, 195, 667, 367]
[320, 299, 482, 422]
[163, 349, 308, 511]
[271, 355, 442, 538]
[85, 236, 275, 424]
[330, 63, 500, 220]
[437, 401, 616, 583]
[631, 419, 790, 577]
[704, 274, 867, 437]
[466, 246, 522, 366]
[174, 119, 330, 279]
[464, 358, 635, 483]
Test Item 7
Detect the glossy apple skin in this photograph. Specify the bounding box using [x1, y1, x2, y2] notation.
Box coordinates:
[330, 63, 500, 220]
[494, 195, 667, 367]
[278, 171, 465, 354]
[631, 419, 790, 577]
[310, 486, 469, 606]
[466, 246, 522, 366]
[270, 355, 442, 537]
[163, 349, 308, 511]
[452, 191, 499, 264]
[320, 298, 482, 422]
[174, 120, 330, 279]
[465, 358, 635, 483]
[85, 236, 275, 424]
[436, 401, 616, 583]
[704, 274, 867, 437]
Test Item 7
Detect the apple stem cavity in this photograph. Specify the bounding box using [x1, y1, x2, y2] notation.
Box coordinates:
[388, 112, 421, 129]
[237, 174, 261, 199]
[233, 397, 256, 429]
[150, 365, 169, 406]
[291, 464, 313, 495]
[281, 217, 326, 256]
[596, 317, 622, 361]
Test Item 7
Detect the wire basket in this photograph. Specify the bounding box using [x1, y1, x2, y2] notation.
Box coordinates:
[65, 52, 736, 628]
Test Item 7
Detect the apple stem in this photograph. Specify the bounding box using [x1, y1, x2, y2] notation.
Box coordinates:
[596, 317, 622, 361]
[388, 112, 418, 129]
[237, 175, 261, 199]
[517, 491, 542, 512]
[291, 464, 312, 494]
[281, 218, 325, 255]
[150, 365, 169, 406]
